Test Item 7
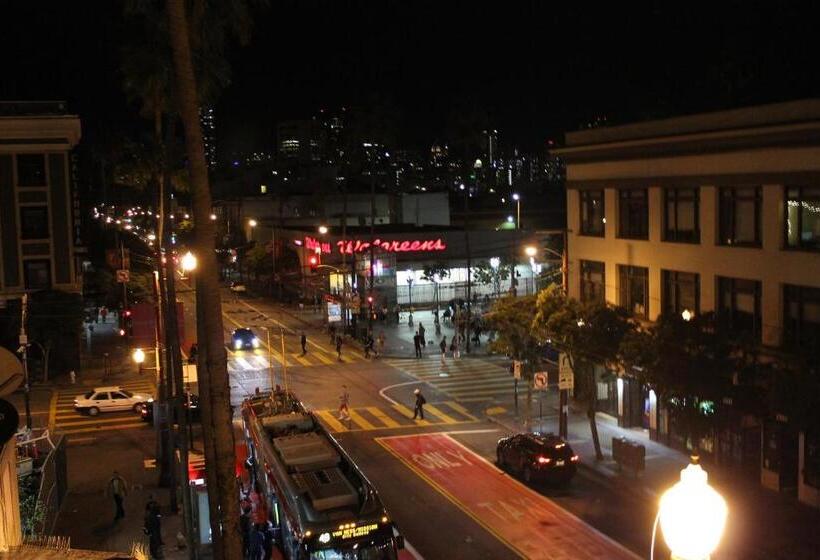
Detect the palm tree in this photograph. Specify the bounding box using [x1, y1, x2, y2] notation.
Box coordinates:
[165, 1, 243, 557]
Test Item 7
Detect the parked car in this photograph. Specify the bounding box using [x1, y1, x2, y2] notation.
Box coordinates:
[74, 386, 153, 416]
[230, 281, 247, 293]
[231, 327, 260, 350]
[496, 432, 579, 484]
[138, 392, 200, 425]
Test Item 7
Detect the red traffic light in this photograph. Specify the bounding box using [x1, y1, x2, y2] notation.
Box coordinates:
[367, 296, 374, 304]
[124, 310, 132, 317]
[309, 256, 318, 265]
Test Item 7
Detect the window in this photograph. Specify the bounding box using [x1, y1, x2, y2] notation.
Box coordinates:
[662, 270, 700, 317]
[618, 265, 648, 318]
[91, 393, 110, 401]
[580, 260, 606, 303]
[617, 189, 648, 239]
[579, 190, 605, 236]
[20, 206, 49, 239]
[785, 186, 820, 251]
[717, 276, 761, 341]
[783, 284, 820, 353]
[23, 259, 51, 290]
[111, 392, 129, 400]
[16, 154, 46, 186]
[664, 188, 700, 243]
[718, 186, 761, 246]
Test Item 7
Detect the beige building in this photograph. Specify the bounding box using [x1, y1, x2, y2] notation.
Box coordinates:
[0, 102, 82, 303]
[555, 99, 820, 507]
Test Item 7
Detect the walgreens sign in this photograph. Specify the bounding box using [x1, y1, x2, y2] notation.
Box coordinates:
[337, 238, 447, 254]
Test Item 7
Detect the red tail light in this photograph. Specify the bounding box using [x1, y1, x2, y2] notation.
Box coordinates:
[536, 456, 551, 465]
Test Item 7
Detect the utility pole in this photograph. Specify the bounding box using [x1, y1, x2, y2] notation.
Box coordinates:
[280, 328, 288, 393]
[559, 230, 569, 439]
[120, 236, 129, 310]
[20, 294, 31, 430]
[341, 184, 348, 333]
[368, 165, 376, 333]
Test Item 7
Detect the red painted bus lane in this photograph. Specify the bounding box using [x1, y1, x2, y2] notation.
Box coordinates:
[378, 433, 638, 560]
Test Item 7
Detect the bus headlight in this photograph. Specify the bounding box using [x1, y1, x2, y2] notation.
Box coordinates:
[319, 532, 331, 544]
[252, 337, 260, 348]
[234, 339, 243, 350]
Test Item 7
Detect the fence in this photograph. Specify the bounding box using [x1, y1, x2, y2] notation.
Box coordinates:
[35, 435, 67, 536]
[396, 278, 542, 307]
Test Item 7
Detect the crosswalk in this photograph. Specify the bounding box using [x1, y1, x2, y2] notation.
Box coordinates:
[313, 401, 478, 433]
[226, 345, 366, 370]
[385, 357, 517, 403]
[52, 379, 156, 436]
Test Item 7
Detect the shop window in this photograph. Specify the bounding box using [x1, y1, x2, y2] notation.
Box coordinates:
[20, 206, 49, 239]
[662, 270, 699, 318]
[24, 259, 51, 290]
[784, 186, 820, 251]
[16, 154, 47, 187]
[580, 260, 605, 303]
[618, 265, 648, 319]
[618, 189, 648, 239]
[783, 284, 820, 353]
[717, 276, 761, 342]
[718, 186, 761, 246]
[664, 187, 700, 243]
[579, 190, 605, 237]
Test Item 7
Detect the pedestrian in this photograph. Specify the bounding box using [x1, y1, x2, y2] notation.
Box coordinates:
[100, 306, 108, 323]
[439, 337, 447, 366]
[412, 388, 426, 420]
[451, 336, 460, 360]
[413, 332, 421, 358]
[69, 370, 76, 384]
[144, 494, 163, 559]
[106, 470, 128, 521]
[188, 342, 198, 364]
[336, 335, 343, 361]
[249, 523, 267, 560]
[338, 385, 351, 421]
[262, 520, 276, 560]
[377, 332, 385, 359]
[300, 331, 307, 356]
[364, 332, 374, 359]
[329, 324, 336, 344]
[418, 323, 426, 347]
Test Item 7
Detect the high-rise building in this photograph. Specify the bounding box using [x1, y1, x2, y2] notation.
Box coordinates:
[200, 106, 217, 169]
[0, 102, 83, 300]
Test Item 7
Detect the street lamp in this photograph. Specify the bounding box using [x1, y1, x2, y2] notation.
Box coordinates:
[512, 193, 521, 229]
[132, 348, 146, 374]
[318, 225, 328, 235]
[406, 269, 415, 327]
[655, 458, 728, 560]
[181, 251, 197, 274]
[248, 218, 258, 243]
[681, 309, 694, 322]
[524, 245, 537, 257]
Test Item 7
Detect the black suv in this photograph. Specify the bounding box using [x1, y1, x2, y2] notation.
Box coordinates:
[497, 432, 578, 484]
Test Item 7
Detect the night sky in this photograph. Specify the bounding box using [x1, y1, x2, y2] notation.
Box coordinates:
[3, 1, 820, 154]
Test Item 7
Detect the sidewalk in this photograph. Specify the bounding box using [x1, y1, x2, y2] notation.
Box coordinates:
[488, 407, 820, 560]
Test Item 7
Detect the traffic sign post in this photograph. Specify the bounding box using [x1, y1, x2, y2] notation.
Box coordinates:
[533, 371, 548, 390]
[116, 269, 130, 283]
[558, 353, 574, 439]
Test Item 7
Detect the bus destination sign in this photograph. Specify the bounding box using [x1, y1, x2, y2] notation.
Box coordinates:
[332, 523, 378, 540]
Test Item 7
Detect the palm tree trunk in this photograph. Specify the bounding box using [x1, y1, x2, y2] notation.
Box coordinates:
[586, 366, 603, 460]
[166, 2, 242, 558]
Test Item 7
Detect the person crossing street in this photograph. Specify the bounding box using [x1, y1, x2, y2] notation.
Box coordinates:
[300, 331, 307, 356]
[106, 470, 128, 521]
[412, 388, 426, 420]
[338, 385, 351, 421]
[439, 336, 447, 366]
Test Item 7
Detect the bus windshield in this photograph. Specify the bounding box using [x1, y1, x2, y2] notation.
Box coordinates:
[309, 542, 397, 560]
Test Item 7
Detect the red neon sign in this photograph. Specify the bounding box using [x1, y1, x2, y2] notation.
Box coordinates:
[304, 236, 332, 254]
[337, 238, 447, 254]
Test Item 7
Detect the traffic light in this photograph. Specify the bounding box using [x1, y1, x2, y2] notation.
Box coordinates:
[309, 255, 319, 271]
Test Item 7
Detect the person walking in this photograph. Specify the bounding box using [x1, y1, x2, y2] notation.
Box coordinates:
[364, 332, 374, 359]
[412, 389, 426, 420]
[376, 332, 385, 359]
[439, 336, 447, 366]
[418, 323, 426, 348]
[248, 523, 267, 560]
[106, 470, 128, 521]
[336, 335, 343, 361]
[100, 306, 108, 323]
[144, 495, 163, 558]
[413, 332, 421, 358]
[338, 385, 351, 421]
[300, 331, 307, 356]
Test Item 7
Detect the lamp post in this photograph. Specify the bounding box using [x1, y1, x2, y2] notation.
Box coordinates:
[681, 309, 694, 322]
[259, 326, 275, 390]
[654, 457, 728, 560]
[248, 218, 257, 241]
[490, 257, 501, 297]
[524, 246, 537, 295]
[406, 270, 414, 327]
[512, 193, 521, 229]
[132, 347, 146, 374]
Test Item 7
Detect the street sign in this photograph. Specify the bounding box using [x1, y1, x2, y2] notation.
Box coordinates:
[513, 360, 522, 380]
[327, 302, 342, 323]
[116, 269, 130, 283]
[533, 372, 548, 390]
[558, 353, 574, 390]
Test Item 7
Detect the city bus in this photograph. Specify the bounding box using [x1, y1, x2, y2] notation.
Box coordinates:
[241, 392, 404, 559]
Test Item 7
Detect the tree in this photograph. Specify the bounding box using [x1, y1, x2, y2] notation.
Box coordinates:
[485, 295, 541, 426]
[533, 285, 633, 460]
[472, 259, 510, 297]
[620, 312, 734, 454]
[165, 1, 253, 557]
[421, 263, 450, 313]
[245, 243, 272, 280]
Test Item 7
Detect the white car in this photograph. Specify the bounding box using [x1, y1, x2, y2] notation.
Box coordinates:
[229, 282, 247, 293]
[74, 386, 153, 416]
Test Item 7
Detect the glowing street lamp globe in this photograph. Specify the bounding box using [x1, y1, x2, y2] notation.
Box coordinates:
[524, 245, 537, 257]
[659, 460, 727, 560]
[132, 348, 146, 365]
[181, 251, 198, 272]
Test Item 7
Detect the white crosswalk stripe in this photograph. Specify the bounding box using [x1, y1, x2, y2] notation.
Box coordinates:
[385, 357, 516, 401]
